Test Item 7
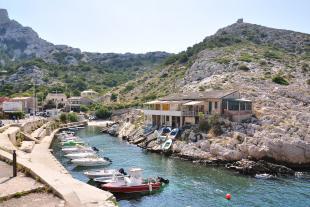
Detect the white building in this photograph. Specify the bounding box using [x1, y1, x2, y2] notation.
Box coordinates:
[81, 89, 99, 100]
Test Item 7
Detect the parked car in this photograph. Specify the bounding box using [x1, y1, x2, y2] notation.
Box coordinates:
[0, 120, 4, 127]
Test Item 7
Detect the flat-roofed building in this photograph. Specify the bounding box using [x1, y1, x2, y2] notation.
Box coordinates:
[11, 97, 37, 113]
[45, 93, 67, 106]
[143, 90, 253, 127]
[81, 89, 99, 100]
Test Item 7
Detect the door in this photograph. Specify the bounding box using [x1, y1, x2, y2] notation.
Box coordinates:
[208, 102, 212, 113]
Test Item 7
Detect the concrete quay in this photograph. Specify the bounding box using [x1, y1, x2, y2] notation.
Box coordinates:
[0, 120, 116, 207]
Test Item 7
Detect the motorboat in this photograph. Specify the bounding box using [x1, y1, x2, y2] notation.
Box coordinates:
[159, 127, 171, 135]
[71, 157, 111, 167]
[101, 168, 169, 193]
[64, 152, 96, 159]
[62, 140, 85, 147]
[68, 127, 78, 131]
[58, 136, 80, 142]
[62, 145, 96, 154]
[94, 174, 128, 183]
[84, 168, 124, 179]
[168, 128, 180, 139]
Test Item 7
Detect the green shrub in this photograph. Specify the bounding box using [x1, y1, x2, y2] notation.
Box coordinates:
[121, 83, 135, 94]
[238, 64, 250, 71]
[60, 113, 67, 123]
[80, 105, 89, 112]
[68, 112, 78, 122]
[95, 107, 112, 119]
[199, 119, 210, 133]
[208, 114, 223, 136]
[215, 57, 230, 64]
[9, 111, 25, 119]
[264, 50, 281, 59]
[272, 75, 289, 85]
[238, 53, 252, 62]
[110, 93, 118, 102]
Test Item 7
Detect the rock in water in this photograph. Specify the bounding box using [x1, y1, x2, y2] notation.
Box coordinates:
[226, 159, 295, 176]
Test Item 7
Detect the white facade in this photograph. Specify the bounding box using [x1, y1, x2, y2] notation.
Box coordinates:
[3, 101, 23, 112]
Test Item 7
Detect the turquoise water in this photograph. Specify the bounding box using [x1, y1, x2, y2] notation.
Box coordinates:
[52, 126, 310, 207]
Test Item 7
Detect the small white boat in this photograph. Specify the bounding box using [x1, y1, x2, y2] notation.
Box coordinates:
[162, 139, 173, 150]
[64, 152, 96, 159]
[59, 136, 80, 142]
[71, 157, 111, 167]
[77, 126, 85, 129]
[62, 146, 95, 154]
[84, 168, 124, 179]
[255, 173, 274, 179]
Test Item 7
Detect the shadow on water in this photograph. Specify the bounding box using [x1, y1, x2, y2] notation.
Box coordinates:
[52, 126, 310, 207]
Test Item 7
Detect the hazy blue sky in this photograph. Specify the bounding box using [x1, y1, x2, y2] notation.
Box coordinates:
[1, 0, 309, 53]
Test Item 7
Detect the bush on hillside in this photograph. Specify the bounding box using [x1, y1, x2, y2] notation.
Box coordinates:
[68, 112, 78, 122]
[272, 75, 289, 85]
[95, 107, 112, 119]
[60, 113, 67, 123]
[199, 119, 210, 133]
[264, 50, 281, 59]
[80, 105, 89, 112]
[238, 53, 252, 62]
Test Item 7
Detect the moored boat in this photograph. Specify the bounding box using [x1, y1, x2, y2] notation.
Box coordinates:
[84, 168, 124, 179]
[62, 145, 95, 154]
[100, 168, 169, 193]
[62, 140, 85, 147]
[162, 139, 172, 150]
[71, 157, 111, 167]
[64, 152, 96, 159]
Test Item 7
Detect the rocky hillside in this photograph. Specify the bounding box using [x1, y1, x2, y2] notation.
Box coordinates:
[116, 19, 310, 167]
[0, 8, 170, 97]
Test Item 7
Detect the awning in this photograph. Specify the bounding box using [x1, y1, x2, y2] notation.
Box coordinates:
[183, 101, 204, 106]
[144, 100, 167, 104]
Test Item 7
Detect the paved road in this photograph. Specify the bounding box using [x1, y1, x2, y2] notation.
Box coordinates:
[0, 160, 12, 178]
[1, 116, 44, 126]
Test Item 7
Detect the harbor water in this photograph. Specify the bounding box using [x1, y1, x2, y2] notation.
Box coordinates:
[52, 126, 310, 207]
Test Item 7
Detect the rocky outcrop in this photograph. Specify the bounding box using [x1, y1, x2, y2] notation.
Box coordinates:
[226, 159, 295, 175]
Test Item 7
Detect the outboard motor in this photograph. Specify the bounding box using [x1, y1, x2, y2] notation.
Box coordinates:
[158, 177, 169, 184]
[92, 147, 99, 152]
[104, 157, 112, 163]
[118, 168, 127, 175]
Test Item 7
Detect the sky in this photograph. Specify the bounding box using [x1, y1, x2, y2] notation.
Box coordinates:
[0, 0, 309, 54]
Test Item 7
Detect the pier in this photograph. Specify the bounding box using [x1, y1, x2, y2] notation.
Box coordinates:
[0, 120, 116, 207]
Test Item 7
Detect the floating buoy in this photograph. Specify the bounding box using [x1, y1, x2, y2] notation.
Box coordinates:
[226, 193, 231, 200]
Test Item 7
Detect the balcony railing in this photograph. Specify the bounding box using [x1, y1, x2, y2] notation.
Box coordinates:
[181, 111, 198, 116]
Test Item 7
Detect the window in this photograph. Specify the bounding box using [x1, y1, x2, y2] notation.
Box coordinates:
[240, 102, 245, 110]
[245, 102, 252, 110]
[166, 116, 170, 121]
[215, 102, 218, 109]
[228, 101, 239, 111]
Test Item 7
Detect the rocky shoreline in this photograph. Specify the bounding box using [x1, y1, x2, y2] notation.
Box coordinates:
[102, 109, 309, 177]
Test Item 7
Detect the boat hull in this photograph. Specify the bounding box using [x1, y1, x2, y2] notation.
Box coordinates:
[101, 182, 162, 193]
